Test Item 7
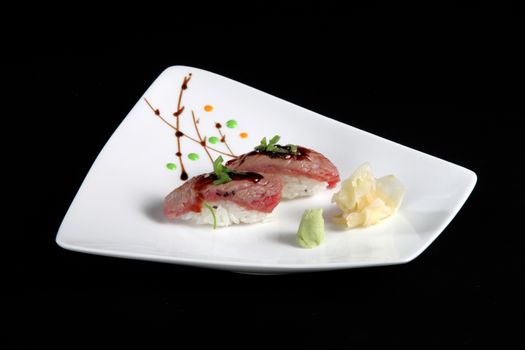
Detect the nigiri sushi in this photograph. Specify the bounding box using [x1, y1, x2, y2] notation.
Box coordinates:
[164, 157, 282, 227]
[226, 136, 340, 199]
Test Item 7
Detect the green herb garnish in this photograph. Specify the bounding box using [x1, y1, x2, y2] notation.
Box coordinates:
[203, 202, 217, 229]
[212, 156, 248, 185]
[213, 156, 233, 185]
[254, 135, 299, 155]
[288, 144, 298, 154]
[255, 135, 280, 152]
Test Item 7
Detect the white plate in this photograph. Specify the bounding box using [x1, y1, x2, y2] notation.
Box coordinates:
[56, 66, 477, 274]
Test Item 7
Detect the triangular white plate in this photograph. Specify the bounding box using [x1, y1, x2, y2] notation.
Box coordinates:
[56, 66, 477, 274]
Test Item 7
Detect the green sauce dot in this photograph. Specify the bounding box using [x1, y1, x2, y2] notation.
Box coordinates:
[208, 136, 219, 144]
[166, 162, 177, 170]
[188, 153, 199, 161]
[226, 120, 238, 128]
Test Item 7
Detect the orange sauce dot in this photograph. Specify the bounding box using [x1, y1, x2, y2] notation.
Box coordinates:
[239, 132, 248, 139]
[204, 105, 213, 112]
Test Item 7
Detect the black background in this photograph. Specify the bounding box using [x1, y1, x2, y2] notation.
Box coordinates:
[11, 2, 523, 347]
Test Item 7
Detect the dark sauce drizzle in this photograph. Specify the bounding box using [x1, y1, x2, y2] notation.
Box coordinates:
[230, 146, 311, 167]
[190, 172, 264, 212]
[144, 73, 238, 182]
[173, 73, 192, 180]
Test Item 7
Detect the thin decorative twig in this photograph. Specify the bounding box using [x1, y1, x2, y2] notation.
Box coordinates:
[172, 73, 192, 180]
[144, 98, 176, 130]
[191, 110, 214, 164]
[144, 98, 237, 158]
[144, 73, 242, 180]
[215, 123, 235, 156]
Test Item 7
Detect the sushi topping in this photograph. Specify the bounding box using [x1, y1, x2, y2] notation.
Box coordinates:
[254, 135, 299, 156]
[212, 156, 262, 185]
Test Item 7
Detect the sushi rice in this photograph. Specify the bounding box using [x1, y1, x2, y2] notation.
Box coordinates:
[180, 201, 271, 227]
[281, 175, 328, 199]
